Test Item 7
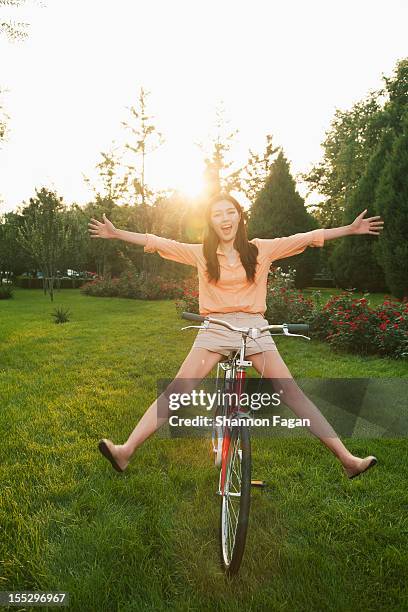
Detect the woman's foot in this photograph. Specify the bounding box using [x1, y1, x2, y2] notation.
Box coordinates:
[98, 439, 131, 472]
[342, 455, 378, 479]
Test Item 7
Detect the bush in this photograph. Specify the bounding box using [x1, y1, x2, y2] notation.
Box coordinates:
[313, 291, 377, 354]
[0, 284, 14, 299]
[51, 306, 71, 324]
[80, 272, 185, 300]
[80, 277, 121, 297]
[15, 276, 88, 289]
[267, 266, 296, 290]
[139, 275, 184, 300]
[174, 277, 199, 315]
[266, 286, 317, 324]
[312, 290, 408, 358]
[372, 297, 408, 359]
[266, 267, 317, 324]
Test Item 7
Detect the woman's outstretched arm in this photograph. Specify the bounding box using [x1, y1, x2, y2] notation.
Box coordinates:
[88, 213, 198, 267]
[323, 209, 384, 241]
[254, 209, 384, 263]
[88, 213, 147, 246]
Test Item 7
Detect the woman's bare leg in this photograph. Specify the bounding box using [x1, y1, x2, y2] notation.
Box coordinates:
[250, 351, 377, 478]
[103, 347, 223, 470]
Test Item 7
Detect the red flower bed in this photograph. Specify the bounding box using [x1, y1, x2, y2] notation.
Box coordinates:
[313, 291, 408, 358]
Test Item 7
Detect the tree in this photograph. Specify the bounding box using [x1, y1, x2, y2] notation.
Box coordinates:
[374, 113, 408, 299]
[198, 101, 243, 198]
[242, 134, 280, 205]
[248, 151, 320, 287]
[0, 0, 30, 42]
[121, 86, 164, 212]
[82, 196, 123, 279]
[16, 188, 72, 301]
[0, 210, 33, 279]
[0, 87, 10, 147]
[82, 142, 128, 204]
[301, 90, 386, 228]
[329, 131, 393, 292]
[325, 58, 408, 294]
[60, 204, 91, 286]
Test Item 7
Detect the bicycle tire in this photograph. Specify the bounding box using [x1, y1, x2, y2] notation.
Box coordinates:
[219, 422, 251, 576]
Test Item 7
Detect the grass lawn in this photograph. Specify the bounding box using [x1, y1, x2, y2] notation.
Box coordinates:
[302, 286, 390, 308]
[1, 289, 407, 611]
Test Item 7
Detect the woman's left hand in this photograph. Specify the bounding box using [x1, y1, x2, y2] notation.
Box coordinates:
[350, 209, 384, 235]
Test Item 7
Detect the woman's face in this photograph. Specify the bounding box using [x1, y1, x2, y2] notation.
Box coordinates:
[210, 199, 241, 242]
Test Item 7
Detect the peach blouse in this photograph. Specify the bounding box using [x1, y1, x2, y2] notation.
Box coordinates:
[144, 229, 325, 315]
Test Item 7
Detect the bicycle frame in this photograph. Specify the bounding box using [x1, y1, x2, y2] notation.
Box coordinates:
[215, 335, 252, 497]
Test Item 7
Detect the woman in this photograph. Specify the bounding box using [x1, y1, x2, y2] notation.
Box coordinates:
[88, 192, 383, 478]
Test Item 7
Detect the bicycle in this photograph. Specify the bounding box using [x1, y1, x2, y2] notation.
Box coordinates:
[180, 311, 310, 576]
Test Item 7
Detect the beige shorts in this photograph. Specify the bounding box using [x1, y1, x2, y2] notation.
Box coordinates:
[191, 311, 278, 357]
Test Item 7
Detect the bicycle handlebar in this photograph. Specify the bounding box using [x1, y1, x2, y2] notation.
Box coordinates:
[181, 312, 309, 335]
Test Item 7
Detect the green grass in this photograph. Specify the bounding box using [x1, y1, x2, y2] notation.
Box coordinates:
[302, 286, 390, 309]
[1, 289, 407, 611]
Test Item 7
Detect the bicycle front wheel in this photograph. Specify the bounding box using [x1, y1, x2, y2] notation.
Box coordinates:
[219, 422, 251, 575]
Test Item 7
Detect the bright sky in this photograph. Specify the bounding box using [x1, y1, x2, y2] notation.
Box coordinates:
[0, 0, 407, 214]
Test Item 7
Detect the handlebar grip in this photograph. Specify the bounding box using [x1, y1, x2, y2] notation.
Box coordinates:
[182, 311, 206, 322]
[287, 323, 309, 334]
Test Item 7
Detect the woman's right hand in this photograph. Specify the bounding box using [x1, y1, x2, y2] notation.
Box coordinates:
[88, 213, 117, 239]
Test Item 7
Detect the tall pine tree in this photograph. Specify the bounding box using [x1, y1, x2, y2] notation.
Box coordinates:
[248, 151, 320, 288]
[329, 58, 408, 295]
[374, 112, 408, 298]
[329, 130, 393, 292]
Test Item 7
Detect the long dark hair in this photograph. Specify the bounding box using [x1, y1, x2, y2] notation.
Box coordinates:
[202, 192, 259, 284]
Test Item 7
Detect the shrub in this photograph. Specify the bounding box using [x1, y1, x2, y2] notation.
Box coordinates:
[267, 266, 296, 290]
[312, 290, 408, 358]
[51, 306, 71, 324]
[372, 297, 408, 359]
[80, 277, 121, 297]
[139, 275, 183, 300]
[0, 284, 14, 299]
[116, 271, 143, 299]
[266, 286, 317, 324]
[266, 265, 319, 323]
[174, 277, 199, 316]
[312, 290, 377, 353]
[80, 272, 184, 300]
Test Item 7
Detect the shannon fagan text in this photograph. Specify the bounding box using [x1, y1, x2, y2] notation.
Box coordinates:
[168, 390, 282, 411]
[168, 415, 311, 429]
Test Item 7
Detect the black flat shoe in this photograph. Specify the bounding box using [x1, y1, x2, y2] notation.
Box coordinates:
[345, 456, 378, 480]
[98, 439, 125, 473]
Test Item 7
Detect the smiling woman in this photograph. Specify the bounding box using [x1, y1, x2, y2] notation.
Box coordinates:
[88, 192, 383, 481]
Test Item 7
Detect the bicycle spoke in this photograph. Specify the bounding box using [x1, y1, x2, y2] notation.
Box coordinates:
[223, 434, 241, 564]
[226, 497, 238, 558]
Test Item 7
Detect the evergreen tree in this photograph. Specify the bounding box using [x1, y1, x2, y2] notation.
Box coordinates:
[329, 130, 393, 292]
[374, 113, 408, 298]
[329, 58, 408, 294]
[248, 151, 320, 288]
[243, 134, 280, 205]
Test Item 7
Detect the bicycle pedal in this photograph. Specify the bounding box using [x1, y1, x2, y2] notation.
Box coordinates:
[251, 480, 267, 488]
